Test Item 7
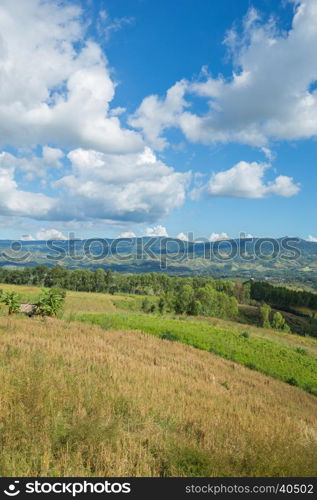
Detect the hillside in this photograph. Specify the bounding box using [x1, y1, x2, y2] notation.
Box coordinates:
[1, 237, 317, 288]
[1, 282, 317, 395]
[0, 314, 317, 477]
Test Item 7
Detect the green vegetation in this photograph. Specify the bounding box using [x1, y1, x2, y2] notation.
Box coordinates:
[0, 291, 20, 315]
[260, 303, 272, 329]
[251, 280, 317, 311]
[2, 265, 317, 335]
[35, 288, 66, 317]
[77, 312, 317, 395]
[272, 311, 291, 332]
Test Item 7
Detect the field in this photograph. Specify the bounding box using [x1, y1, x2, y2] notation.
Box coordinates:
[0, 283, 317, 476]
[1, 315, 317, 477]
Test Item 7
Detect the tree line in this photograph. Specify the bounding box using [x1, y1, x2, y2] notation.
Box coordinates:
[250, 281, 317, 311]
[0, 265, 247, 298]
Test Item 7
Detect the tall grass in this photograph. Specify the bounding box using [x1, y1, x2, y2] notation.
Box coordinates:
[0, 316, 316, 477]
[77, 313, 317, 395]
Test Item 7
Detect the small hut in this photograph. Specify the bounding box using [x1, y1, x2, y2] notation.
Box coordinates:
[19, 303, 37, 317]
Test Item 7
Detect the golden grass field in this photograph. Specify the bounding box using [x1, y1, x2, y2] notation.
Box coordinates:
[0, 313, 317, 477]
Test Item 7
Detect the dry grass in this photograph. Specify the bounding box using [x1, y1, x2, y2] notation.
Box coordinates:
[0, 315, 316, 477]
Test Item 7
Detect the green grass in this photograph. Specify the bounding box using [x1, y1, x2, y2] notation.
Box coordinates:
[77, 312, 317, 395]
[112, 295, 158, 312]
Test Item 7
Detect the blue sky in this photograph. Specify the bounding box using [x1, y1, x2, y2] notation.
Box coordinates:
[0, 0, 316, 241]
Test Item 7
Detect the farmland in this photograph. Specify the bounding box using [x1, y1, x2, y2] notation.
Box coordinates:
[0, 282, 317, 476]
[0, 314, 317, 477]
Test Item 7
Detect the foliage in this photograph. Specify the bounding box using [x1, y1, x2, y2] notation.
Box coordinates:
[272, 311, 291, 332]
[0, 291, 20, 315]
[260, 303, 271, 328]
[35, 288, 66, 317]
[159, 331, 179, 342]
[251, 281, 317, 311]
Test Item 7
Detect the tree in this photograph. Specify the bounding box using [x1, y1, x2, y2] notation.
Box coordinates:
[35, 288, 66, 317]
[272, 311, 290, 332]
[158, 297, 165, 314]
[174, 284, 194, 314]
[260, 303, 271, 328]
[188, 299, 202, 316]
[0, 291, 20, 315]
[94, 268, 107, 292]
[141, 297, 151, 313]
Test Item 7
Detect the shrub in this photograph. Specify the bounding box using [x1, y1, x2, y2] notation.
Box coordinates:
[286, 377, 299, 387]
[35, 288, 66, 317]
[295, 347, 308, 356]
[0, 291, 20, 316]
[159, 331, 179, 342]
[240, 332, 250, 339]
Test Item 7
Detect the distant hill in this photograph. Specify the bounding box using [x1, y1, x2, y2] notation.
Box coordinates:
[0, 236, 317, 288]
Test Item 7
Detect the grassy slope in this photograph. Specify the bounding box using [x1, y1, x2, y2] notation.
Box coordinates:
[78, 312, 317, 395]
[0, 315, 317, 477]
[1, 284, 317, 394]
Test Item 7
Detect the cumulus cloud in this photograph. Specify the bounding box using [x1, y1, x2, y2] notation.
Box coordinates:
[207, 161, 300, 199]
[21, 234, 34, 241]
[52, 147, 190, 223]
[131, 0, 317, 148]
[308, 235, 317, 242]
[0, 151, 55, 217]
[0, 146, 190, 223]
[144, 225, 169, 237]
[209, 232, 230, 242]
[176, 232, 189, 241]
[42, 146, 64, 167]
[4, 146, 65, 180]
[129, 81, 188, 150]
[118, 231, 137, 238]
[35, 229, 66, 240]
[0, 0, 142, 154]
[0, 1, 193, 227]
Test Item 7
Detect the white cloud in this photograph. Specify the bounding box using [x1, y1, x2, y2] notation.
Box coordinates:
[176, 232, 189, 241]
[5, 146, 65, 180]
[42, 146, 64, 167]
[98, 11, 134, 42]
[209, 232, 230, 242]
[35, 229, 66, 240]
[0, 145, 190, 223]
[308, 235, 317, 242]
[131, 0, 317, 148]
[118, 231, 136, 238]
[144, 225, 168, 237]
[21, 234, 34, 241]
[52, 147, 190, 223]
[207, 161, 300, 199]
[240, 232, 254, 239]
[0, 0, 142, 154]
[0, 1, 193, 227]
[129, 81, 188, 150]
[0, 151, 55, 217]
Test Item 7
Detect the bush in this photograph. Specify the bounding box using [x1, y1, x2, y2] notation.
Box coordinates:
[295, 347, 308, 356]
[286, 377, 299, 387]
[0, 291, 20, 315]
[35, 288, 66, 317]
[240, 331, 250, 339]
[159, 331, 179, 342]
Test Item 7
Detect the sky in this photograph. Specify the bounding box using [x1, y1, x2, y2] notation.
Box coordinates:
[0, 0, 316, 242]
